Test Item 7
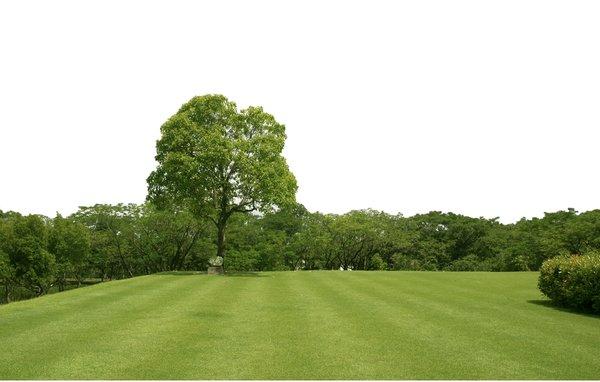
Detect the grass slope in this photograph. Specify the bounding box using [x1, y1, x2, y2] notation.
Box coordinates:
[0, 271, 598, 379]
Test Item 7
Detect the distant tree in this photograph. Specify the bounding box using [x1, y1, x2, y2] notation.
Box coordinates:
[147, 94, 297, 265]
[4, 215, 56, 295]
[289, 212, 333, 270]
[72, 204, 136, 279]
[0, 250, 15, 303]
[48, 215, 91, 290]
[129, 204, 211, 272]
[562, 210, 600, 254]
[328, 210, 384, 270]
[257, 204, 307, 270]
[1, 215, 25, 301]
[260, 203, 307, 237]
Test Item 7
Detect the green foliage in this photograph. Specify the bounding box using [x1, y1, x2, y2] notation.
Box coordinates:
[369, 254, 387, 270]
[129, 205, 212, 272]
[328, 210, 385, 270]
[392, 253, 414, 271]
[538, 252, 600, 313]
[147, 94, 298, 262]
[48, 215, 91, 290]
[5, 203, 600, 305]
[0, 250, 16, 303]
[48, 216, 90, 265]
[224, 249, 260, 271]
[288, 212, 333, 270]
[71, 203, 213, 278]
[2, 214, 56, 295]
[72, 204, 137, 279]
[447, 254, 484, 271]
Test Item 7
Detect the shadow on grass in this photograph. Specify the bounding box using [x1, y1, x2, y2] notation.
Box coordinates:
[225, 272, 267, 278]
[158, 271, 206, 276]
[527, 299, 599, 319]
[157, 271, 267, 277]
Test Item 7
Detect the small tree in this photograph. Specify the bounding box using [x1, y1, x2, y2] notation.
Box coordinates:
[147, 94, 297, 265]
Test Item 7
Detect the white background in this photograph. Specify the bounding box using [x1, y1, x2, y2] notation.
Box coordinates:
[1, 0, 599, 223]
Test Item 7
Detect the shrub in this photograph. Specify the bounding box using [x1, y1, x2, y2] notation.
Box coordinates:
[447, 255, 481, 271]
[225, 249, 260, 272]
[369, 254, 387, 270]
[538, 251, 600, 313]
[391, 253, 411, 270]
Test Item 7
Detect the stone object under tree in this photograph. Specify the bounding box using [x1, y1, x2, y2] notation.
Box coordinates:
[207, 266, 224, 275]
[208, 256, 224, 275]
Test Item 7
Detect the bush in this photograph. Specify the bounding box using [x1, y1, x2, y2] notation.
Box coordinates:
[225, 249, 260, 272]
[538, 252, 600, 313]
[369, 254, 387, 270]
[391, 253, 410, 270]
[447, 255, 481, 271]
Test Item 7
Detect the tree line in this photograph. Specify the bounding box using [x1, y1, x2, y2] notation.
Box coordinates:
[2, 204, 600, 303]
[4, 94, 599, 304]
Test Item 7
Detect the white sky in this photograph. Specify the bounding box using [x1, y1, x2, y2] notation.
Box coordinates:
[1, 1, 599, 223]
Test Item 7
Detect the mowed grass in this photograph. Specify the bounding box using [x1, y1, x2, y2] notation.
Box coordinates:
[0, 272, 598, 379]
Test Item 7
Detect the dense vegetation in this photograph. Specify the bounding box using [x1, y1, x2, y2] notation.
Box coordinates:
[1, 272, 598, 379]
[2, 205, 600, 304]
[3, 95, 599, 305]
[539, 252, 600, 313]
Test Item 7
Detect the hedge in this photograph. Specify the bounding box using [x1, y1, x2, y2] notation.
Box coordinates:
[538, 252, 600, 313]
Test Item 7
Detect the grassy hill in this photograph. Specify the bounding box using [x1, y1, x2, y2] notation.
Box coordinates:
[0, 271, 598, 379]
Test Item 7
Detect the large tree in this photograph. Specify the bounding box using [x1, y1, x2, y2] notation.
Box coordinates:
[147, 94, 297, 264]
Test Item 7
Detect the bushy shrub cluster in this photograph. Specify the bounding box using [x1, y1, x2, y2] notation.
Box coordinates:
[538, 252, 600, 313]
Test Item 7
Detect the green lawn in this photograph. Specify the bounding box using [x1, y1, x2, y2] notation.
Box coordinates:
[0, 271, 598, 379]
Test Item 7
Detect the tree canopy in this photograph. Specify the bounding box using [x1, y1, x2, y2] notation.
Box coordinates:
[147, 94, 297, 261]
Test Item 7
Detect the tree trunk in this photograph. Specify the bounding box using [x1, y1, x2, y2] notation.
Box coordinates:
[112, 231, 133, 278]
[216, 223, 226, 259]
[3, 284, 10, 304]
[117, 249, 133, 278]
